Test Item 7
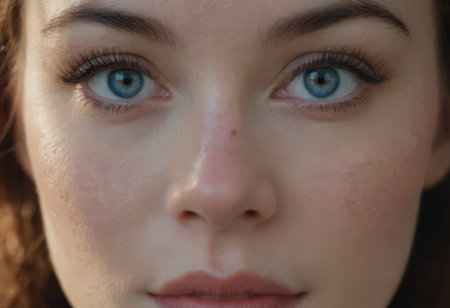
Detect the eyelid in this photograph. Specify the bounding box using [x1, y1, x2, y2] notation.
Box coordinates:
[74, 75, 171, 120]
[56, 48, 155, 85]
[268, 47, 389, 119]
[271, 47, 389, 96]
[273, 89, 373, 120]
[55, 48, 174, 120]
[295, 55, 385, 84]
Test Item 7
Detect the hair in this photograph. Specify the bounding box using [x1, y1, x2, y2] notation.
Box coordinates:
[0, 1, 449, 307]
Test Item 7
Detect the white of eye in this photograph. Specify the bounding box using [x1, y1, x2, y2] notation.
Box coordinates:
[286, 68, 360, 100]
[87, 69, 158, 100]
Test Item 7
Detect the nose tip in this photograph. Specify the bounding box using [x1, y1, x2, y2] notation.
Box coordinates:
[165, 146, 277, 232]
[166, 175, 276, 232]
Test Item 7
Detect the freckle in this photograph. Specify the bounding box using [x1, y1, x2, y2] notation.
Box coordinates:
[230, 129, 238, 137]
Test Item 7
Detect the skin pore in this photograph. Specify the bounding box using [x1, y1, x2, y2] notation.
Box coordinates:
[15, 0, 450, 307]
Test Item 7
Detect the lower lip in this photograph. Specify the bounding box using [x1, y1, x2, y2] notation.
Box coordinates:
[149, 293, 306, 308]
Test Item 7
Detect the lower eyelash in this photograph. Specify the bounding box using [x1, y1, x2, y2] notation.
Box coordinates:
[280, 89, 373, 119]
[77, 87, 139, 118]
[76, 84, 170, 120]
[63, 47, 384, 119]
[85, 97, 130, 115]
[309, 95, 368, 114]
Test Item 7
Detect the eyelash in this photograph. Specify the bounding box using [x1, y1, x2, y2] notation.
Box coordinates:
[57, 47, 389, 117]
[276, 47, 389, 116]
[57, 48, 155, 116]
[58, 48, 152, 84]
[290, 47, 388, 84]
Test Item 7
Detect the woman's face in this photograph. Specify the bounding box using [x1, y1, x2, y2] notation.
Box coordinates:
[16, 0, 450, 307]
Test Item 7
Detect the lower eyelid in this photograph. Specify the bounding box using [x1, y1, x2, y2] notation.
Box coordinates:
[75, 83, 171, 120]
[271, 85, 373, 120]
[307, 95, 368, 115]
[68, 49, 379, 120]
[78, 84, 137, 113]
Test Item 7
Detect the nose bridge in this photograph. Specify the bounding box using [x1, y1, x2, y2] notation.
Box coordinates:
[191, 104, 246, 200]
[185, 77, 250, 194]
[165, 87, 276, 231]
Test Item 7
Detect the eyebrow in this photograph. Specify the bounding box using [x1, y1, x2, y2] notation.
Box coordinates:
[42, 0, 409, 50]
[264, 0, 410, 44]
[42, 3, 180, 48]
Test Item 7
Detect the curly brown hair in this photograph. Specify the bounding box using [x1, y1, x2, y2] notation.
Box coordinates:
[0, 1, 449, 308]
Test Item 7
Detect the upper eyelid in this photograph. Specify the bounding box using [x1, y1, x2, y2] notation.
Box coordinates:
[57, 52, 154, 84]
[268, 49, 389, 101]
[287, 51, 389, 84]
[58, 48, 388, 92]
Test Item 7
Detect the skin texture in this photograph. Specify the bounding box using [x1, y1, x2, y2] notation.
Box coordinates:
[15, 0, 450, 307]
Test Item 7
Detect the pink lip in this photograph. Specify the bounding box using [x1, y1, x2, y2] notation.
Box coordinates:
[148, 270, 306, 308]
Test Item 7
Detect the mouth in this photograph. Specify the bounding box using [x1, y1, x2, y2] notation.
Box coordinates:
[190, 295, 255, 300]
[148, 270, 307, 307]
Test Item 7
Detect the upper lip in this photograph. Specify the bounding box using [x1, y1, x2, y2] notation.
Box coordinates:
[149, 270, 301, 297]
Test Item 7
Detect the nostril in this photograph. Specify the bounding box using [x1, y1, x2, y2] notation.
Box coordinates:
[180, 210, 198, 220]
[245, 210, 260, 218]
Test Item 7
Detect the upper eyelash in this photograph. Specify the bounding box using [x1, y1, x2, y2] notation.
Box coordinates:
[289, 47, 389, 84]
[58, 47, 387, 88]
[57, 48, 152, 85]
[58, 47, 386, 118]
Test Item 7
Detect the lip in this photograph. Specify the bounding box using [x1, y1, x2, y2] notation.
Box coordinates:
[148, 270, 306, 308]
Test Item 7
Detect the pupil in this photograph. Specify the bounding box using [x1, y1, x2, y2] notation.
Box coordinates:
[122, 76, 133, 86]
[316, 75, 327, 85]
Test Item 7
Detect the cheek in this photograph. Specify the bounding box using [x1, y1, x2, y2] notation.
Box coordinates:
[324, 147, 423, 224]
[281, 70, 439, 246]
[314, 155, 421, 245]
[30, 124, 168, 244]
[281, 137, 425, 250]
[25, 119, 171, 301]
[274, 120, 432, 304]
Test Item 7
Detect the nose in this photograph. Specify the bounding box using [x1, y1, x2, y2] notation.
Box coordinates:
[165, 107, 277, 232]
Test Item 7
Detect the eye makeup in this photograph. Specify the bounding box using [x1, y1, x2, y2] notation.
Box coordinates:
[56, 48, 170, 117]
[57, 48, 155, 84]
[271, 47, 390, 118]
[55, 46, 390, 119]
[288, 47, 389, 85]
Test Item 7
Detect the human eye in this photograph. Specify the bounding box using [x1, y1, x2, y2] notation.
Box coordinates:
[272, 48, 389, 118]
[57, 49, 170, 117]
[291, 67, 358, 100]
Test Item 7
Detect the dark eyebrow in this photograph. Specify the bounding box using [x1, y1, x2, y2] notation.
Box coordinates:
[264, 0, 409, 45]
[42, 3, 180, 48]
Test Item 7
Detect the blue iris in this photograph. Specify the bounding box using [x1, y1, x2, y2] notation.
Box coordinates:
[107, 69, 144, 99]
[303, 67, 340, 98]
